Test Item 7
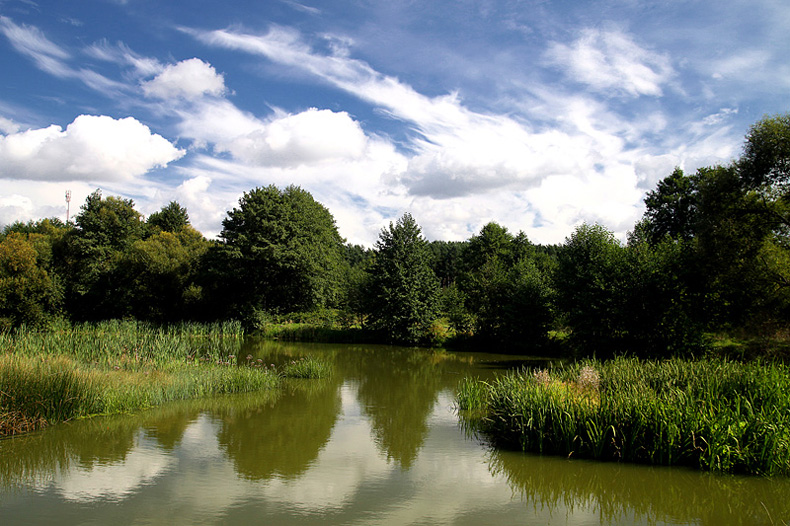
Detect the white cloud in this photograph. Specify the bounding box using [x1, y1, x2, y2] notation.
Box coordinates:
[0, 116, 20, 134]
[545, 28, 674, 97]
[84, 39, 164, 77]
[0, 16, 129, 94]
[142, 58, 226, 100]
[0, 15, 71, 76]
[219, 108, 368, 167]
[0, 115, 185, 181]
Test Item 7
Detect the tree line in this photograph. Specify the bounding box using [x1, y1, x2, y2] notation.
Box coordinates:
[1, 113, 789, 356]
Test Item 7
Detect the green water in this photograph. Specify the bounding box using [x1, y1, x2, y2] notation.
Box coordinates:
[1, 340, 788, 525]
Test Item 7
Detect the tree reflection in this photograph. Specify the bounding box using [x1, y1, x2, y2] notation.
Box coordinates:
[216, 380, 341, 481]
[350, 347, 449, 469]
[487, 447, 790, 526]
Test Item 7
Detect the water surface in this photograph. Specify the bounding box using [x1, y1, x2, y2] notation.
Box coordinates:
[2, 340, 788, 525]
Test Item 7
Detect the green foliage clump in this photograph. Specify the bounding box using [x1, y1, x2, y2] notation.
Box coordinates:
[458, 357, 790, 476]
[0, 321, 277, 436]
[212, 185, 345, 317]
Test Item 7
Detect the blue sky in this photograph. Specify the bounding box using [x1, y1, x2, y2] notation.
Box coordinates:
[1, 0, 788, 245]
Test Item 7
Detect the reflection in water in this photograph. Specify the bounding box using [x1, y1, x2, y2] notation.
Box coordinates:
[216, 379, 342, 480]
[2, 341, 789, 526]
[485, 431, 790, 526]
[352, 348, 447, 468]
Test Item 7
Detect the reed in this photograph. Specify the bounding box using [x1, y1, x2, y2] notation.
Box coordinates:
[457, 357, 790, 476]
[0, 321, 277, 436]
[279, 357, 332, 379]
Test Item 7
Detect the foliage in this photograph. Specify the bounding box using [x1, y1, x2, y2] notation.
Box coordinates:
[457, 222, 554, 349]
[366, 213, 440, 344]
[458, 357, 790, 476]
[739, 112, 790, 197]
[555, 223, 629, 354]
[146, 201, 190, 233]
[0, 321, 280, 436]
[216, 185, 345, 315]
[0, 233, 63, 328]
[642, 167, 698, 244]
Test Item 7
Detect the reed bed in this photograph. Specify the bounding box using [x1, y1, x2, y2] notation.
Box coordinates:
[457, 357, 790, 476]
[0, 321, 277, 436]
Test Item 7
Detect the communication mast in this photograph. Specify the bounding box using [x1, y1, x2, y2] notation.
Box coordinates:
[65, 190, 72, 224]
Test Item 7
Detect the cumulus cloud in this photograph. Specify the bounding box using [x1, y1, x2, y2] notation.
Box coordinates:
[218, 108, 368, 167]
[142, 58, 226, 100]
[0, 115, 185, 181]
[545, 28, 674, 97]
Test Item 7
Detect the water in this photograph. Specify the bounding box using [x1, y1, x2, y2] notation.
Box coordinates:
[2, 340, 789, 525]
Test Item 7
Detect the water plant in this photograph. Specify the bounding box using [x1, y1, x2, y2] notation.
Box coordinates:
[280, 357, 332, 379]
[0, 321, 277, 436]
[457, 357, 790, 476]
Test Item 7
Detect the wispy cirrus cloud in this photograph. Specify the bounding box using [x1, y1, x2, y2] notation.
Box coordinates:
[0, 16, 129, 95]
[544, 28, 675, 98]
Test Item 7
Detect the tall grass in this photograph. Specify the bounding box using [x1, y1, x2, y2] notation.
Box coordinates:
[0, 321, 277, 436]
[458, 357, 790, 476]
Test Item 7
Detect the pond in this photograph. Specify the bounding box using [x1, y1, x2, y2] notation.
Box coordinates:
[2, 340, 789, 525]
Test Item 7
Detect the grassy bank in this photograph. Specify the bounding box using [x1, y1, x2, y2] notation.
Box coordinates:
[0, 321, 331, 437]
[457, 357, 790, 476]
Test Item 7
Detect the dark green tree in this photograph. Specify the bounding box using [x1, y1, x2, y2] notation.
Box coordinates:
[217, 185, 345, 315]
[642, 167, 698, 244]
[123, 226, 209, 321]
[60, 190, 145, 320]
[147, 201, 190, 234]
[366, 213, 439, 344]
[555, 223, 630, 355]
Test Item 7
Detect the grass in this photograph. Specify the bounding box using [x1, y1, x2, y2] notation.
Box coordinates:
[0, 320, 280, 436]
[457, 357, 790, 476]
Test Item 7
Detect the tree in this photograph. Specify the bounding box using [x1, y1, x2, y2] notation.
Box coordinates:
[59, 190, 146, 320]
[147, 201, 190, 234]
[642, 167, 698, 244]
[366, 213, 439, 344]
[555, 223, 630, 354]
[123, 226, 209, 321]
[217, 185, 345, 314]
[740, 112, 790, 197]
[0, 233, 63, 328]
[458, 223, 553, 348]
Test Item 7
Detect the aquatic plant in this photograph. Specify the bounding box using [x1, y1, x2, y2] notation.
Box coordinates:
[457, 357, 790, 476]
[0, 321, 277, 436]
[280, 357, 332, 379]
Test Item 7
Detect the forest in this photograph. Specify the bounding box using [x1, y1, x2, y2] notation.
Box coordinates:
[1, 113, 789, 359]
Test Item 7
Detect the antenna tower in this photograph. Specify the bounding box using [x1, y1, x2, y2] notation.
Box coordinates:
[65, 190, 72, 223]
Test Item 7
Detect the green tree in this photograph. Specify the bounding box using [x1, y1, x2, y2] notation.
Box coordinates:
[366, 213, 439, 344]
[123, 226, 209, 321]
[555, 223, 630, 354]
[60, 190, 145, 320]
[0, 233, 63, 328]
[217, 185, 345, 315]
[740, 112, 790, 197]
[642, 167, 698, 244]
[147, 201, 190, 234]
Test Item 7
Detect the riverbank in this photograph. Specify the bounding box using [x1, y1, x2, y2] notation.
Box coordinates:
[0, 321, 328, 437]
[457, 357, 790, 476]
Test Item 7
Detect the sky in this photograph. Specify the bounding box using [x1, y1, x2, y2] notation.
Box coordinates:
[0, 0, 788, 246]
